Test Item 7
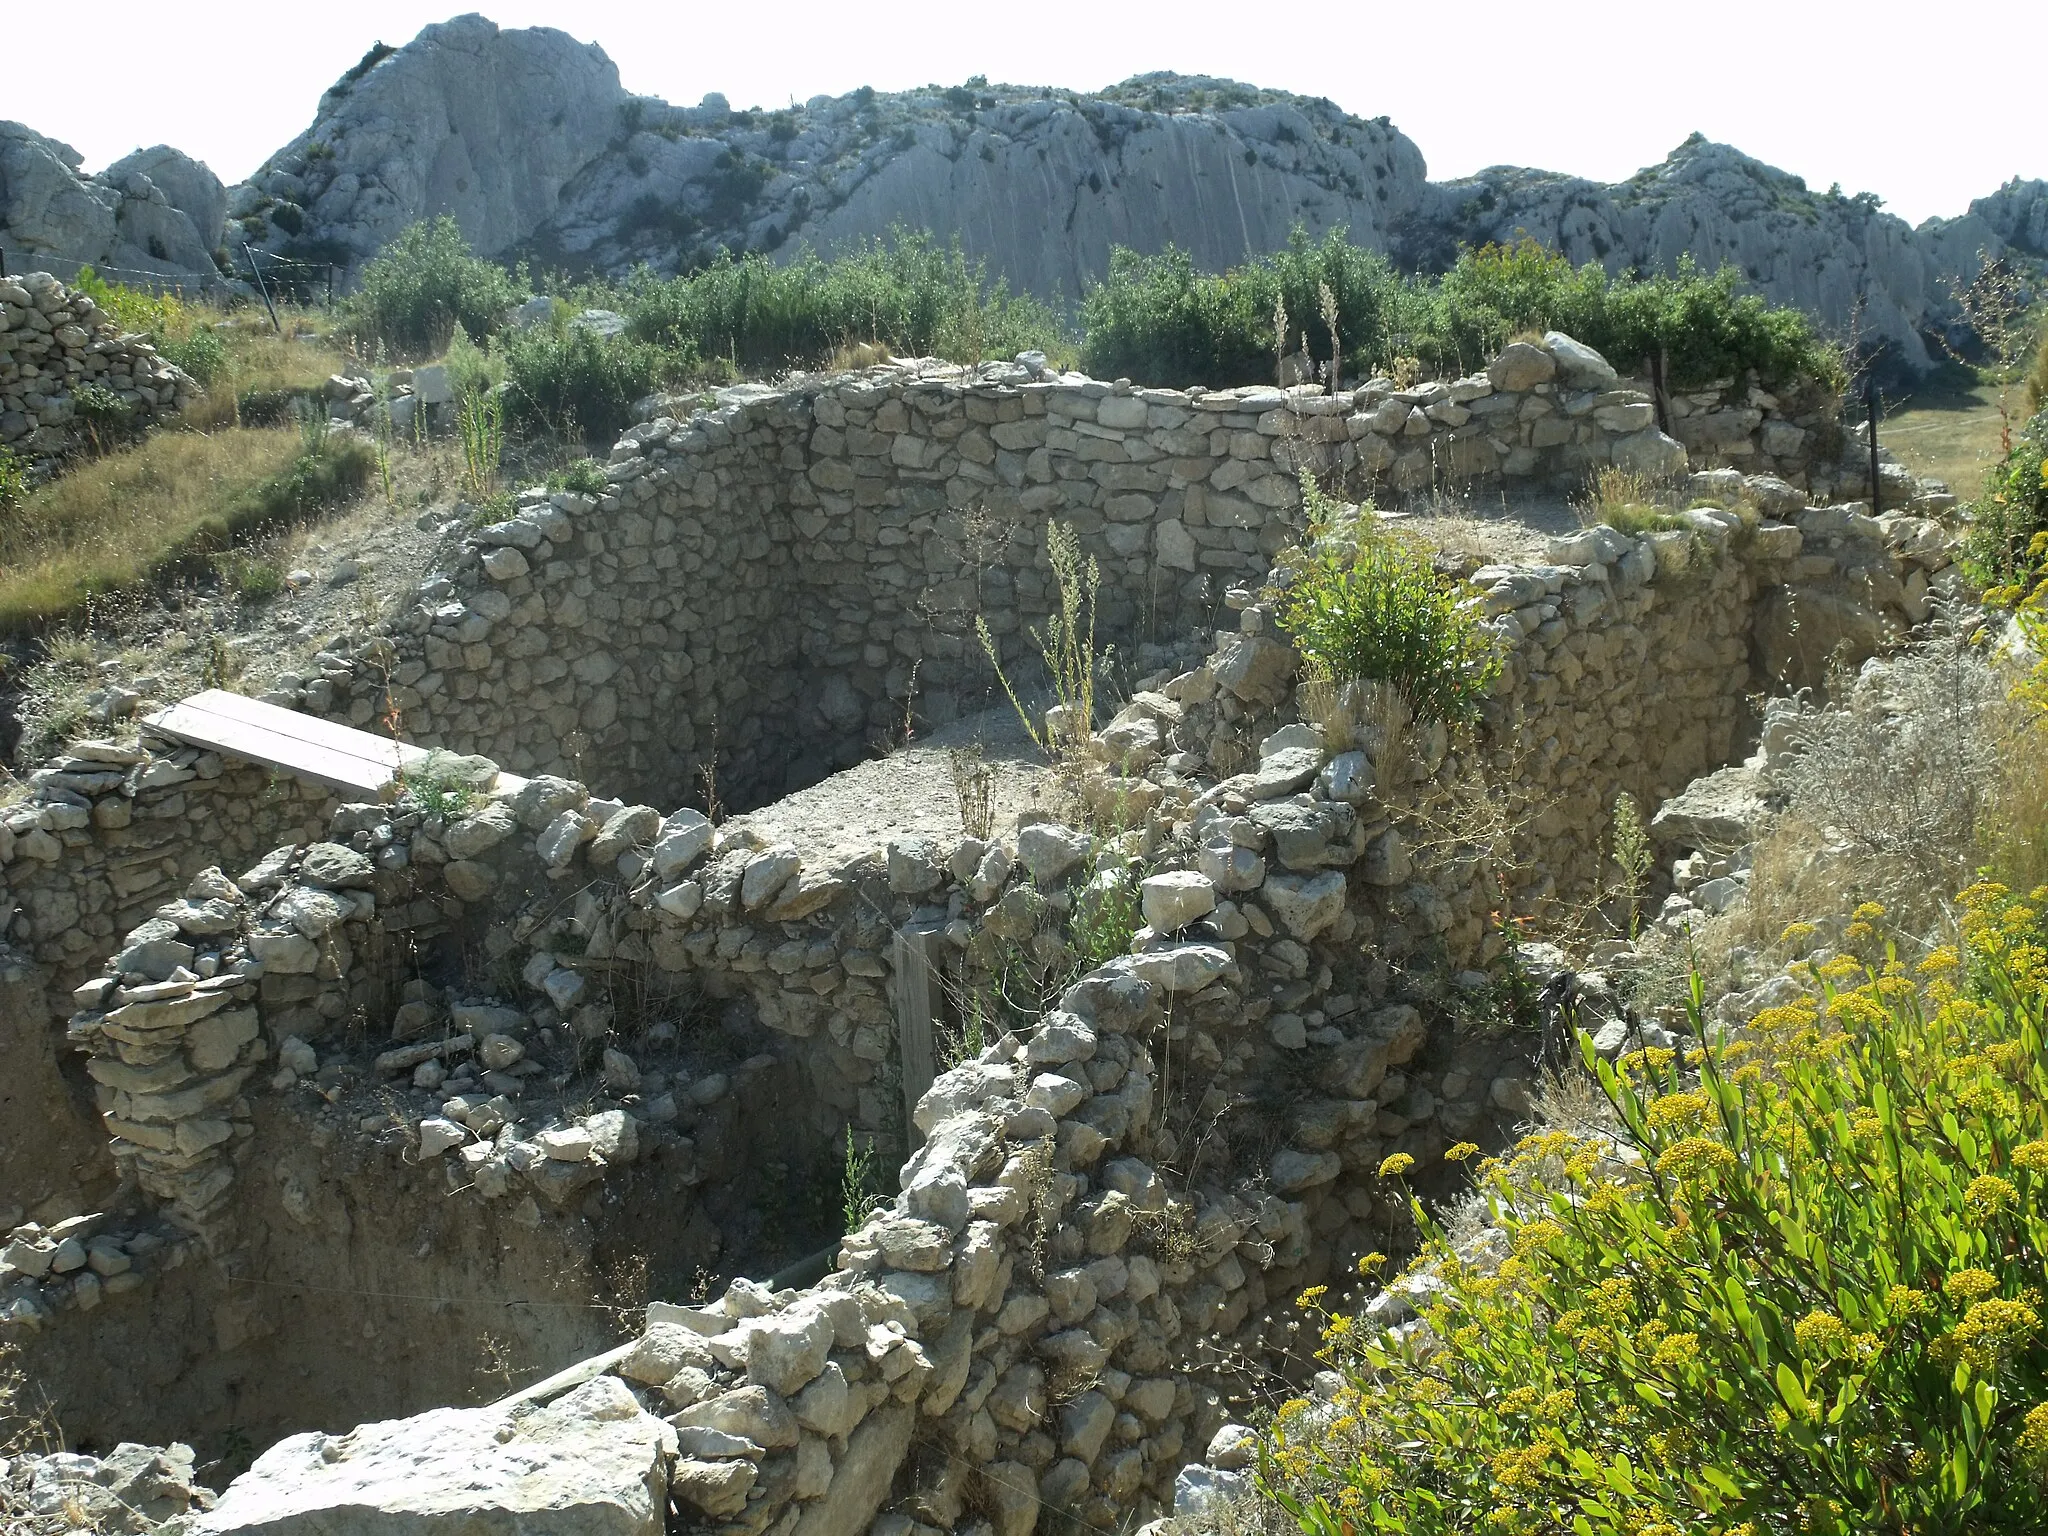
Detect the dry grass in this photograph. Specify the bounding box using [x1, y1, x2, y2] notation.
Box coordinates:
[0, 427, 308, 631]
[1880, 364, 2012, 501]
[181, 308, 353, 431]
[1575, 465, 1685, 535]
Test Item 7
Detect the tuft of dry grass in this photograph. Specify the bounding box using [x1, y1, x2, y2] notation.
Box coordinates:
[1576, 465, 1684, 536]
[180, 310, 353, 431]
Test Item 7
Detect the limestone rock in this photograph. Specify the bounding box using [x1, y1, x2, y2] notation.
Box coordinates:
[1648, 764, 1769, 852]
[189, 1375, 674, 1535]
[1139, 871, 1216, 933]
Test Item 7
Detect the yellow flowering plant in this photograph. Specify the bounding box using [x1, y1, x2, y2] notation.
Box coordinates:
[1262, 883, 2048, 1534]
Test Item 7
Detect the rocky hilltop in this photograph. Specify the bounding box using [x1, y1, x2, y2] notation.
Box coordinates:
[0, 123, 226, 281]
[6, 13, 2047, 369]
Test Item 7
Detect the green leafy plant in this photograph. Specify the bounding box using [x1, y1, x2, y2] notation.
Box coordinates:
[160, 326, 228, 387]
[343, 216, 523, 356]
[1610, 791, 1654, 940]
[622, 228, 1068, 375]
[218, 555, 282, 603]
[839, 1130, 883, 1234]
[71, 382, 134, 454]
[0, 445, 28, 515]
[1080, 230, 1844, 391]
[547, 458, 609, 497]
[1272, 473, 1503, 727]
[1965, 408, 2048, 608]
[977, 520, 1102, 759]
[1265, 884, 2048, 1535]
[502, 322, 680, 442]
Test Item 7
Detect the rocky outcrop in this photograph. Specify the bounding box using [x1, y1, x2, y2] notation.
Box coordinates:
[219, 23, 2036, 371]
[0, 122, 223, 280]
[529, 75, 1430, 301]
[1398, 134, 2017, 371]
[227, 15, 628, 273]
[189, 1375, 674, 1535]
[1956, 176, 2048, 260]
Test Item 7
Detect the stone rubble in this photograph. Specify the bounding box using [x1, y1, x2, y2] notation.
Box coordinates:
[1, 272, 198, 469]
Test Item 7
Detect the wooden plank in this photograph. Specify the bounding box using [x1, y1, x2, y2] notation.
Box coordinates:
[893, 922, 944, 1149]
[176, 690, 422, 773]
[144, 701, 396, 796]
[144, 690, 531, 804]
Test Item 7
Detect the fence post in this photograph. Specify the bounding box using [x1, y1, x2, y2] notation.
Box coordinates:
[0, 248, 8, 279]
[1866, 378, 1881, 518]
[242, 243, 280, 335]
[892, 921, 944, 1149]
[326, 264, 334, 308]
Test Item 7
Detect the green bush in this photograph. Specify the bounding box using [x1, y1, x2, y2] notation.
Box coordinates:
[1264, 884, 2048, 1535]
[501, 322, 682, 441]
[1081, 228, 1411, 388]
[622, 229, 1068, 374]
[0, 444, 29, 514]
[160, 327, 228, 386]
[1271, 477, 1502, 726]
[1965, 408, 2048, 607]
[1081, 232, 1844, 391]
[343, 216, 523, 356]
[547, 458, 610, 496]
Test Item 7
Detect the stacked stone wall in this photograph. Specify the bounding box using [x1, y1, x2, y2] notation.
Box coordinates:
[295, 340, 1847, 816]
[1, 271, 197, 468]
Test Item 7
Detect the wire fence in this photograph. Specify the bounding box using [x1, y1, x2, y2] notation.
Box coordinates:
[0, 243, 343, 307]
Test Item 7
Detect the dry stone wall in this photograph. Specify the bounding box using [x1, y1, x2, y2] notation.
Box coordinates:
[1, 271, 197, 467]
[299, 339, 1845, 815]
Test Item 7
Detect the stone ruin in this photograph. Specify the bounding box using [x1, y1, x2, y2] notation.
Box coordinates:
[0, 330, 1968, 1534]
[0, 272, 198, 470]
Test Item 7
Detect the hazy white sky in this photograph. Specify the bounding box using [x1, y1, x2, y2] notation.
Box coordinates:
[16, 1, 2045, 227]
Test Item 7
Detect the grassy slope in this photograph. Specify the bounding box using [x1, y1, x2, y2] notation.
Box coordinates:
[1880, 362, 2020, 502]
[0, 428, 309, 630]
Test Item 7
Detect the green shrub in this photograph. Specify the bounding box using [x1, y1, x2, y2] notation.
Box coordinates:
[1081, 228, 1412, 388]
[1966, 408, 2048, 607]
[0, 445, 28, 514]
[1081, 232, 1844, 391]
[1265, 884, 2048, 1535]
[71, 382, 136, 453]
[160, 327, 228, 387]
[548, 458, 610, 496]
[71, 266, 181, 335]
[1271, 476, 1502, 726]
[343, 216, 524, 356]
[622, 229, 1067, 374]
[219, 554, 282, 602]
[502, 322, 681, 441]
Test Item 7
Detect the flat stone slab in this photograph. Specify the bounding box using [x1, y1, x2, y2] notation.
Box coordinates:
[190, 1375, 673, 1536]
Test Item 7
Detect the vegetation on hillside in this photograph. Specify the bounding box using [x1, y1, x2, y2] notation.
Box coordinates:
[0, 418, 373, 633]
[327, 222, 1844, 449]
[1081, 233, 1845, 391]
[1265, 877, 2048, 1534]
[1964, 406, 2048, 608]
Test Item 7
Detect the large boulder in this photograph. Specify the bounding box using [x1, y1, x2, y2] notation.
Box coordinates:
[104, 145, 228, 252]
[1649, 763, 1770, 853]
[234, 16, 630, 274]
[0, 121, 222, 277]
[190, 1375, 674, 1535]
